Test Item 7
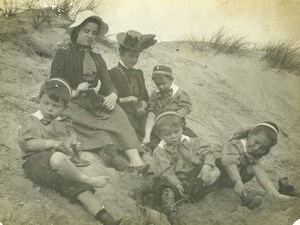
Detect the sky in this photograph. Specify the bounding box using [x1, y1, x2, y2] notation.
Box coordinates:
[3, 0, 300, 44]
[98, 0, 300, 44]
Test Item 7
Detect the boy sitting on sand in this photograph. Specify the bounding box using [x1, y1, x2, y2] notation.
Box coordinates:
[143, 65, 197, 150]
[151, 111, 220, 225]
[218, 122, 295, 208]
[18, 78, 122, 225]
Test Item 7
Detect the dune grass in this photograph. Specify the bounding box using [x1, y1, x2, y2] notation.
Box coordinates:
[51, 0, 100, 18]
[0, 0, 19, 17]
[262, 41, 300, 74]
[182, 28, 249, 56]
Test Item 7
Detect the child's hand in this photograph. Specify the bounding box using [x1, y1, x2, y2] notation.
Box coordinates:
[176, 184, 186, 197]
[55, 143, 73, 155]
[233, 179, 245, 196]
[198, 164, 212, 185]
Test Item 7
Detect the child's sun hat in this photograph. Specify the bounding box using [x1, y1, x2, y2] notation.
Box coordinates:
[117, 30, 157, 51]
[49, 78, 72, 102]
[68, 10, 109, 37]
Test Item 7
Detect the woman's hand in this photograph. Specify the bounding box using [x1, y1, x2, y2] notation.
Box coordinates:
[142, 135, 151, 145]
[119, 96, 138, 103]
[103, 92, 118, 110]
[140, 100, 148, 110]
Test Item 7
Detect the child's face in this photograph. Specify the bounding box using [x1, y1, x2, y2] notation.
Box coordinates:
[39, 94, 66, 120]
[246, 131, 274, 156]
[158, 125, 183, 146]
[120, 51, 140, 68]
[152, 76, 173, 93]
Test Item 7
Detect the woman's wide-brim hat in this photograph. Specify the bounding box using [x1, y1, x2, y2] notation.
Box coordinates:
[68, 10, 109, 37]
[117, 30, 157, 51]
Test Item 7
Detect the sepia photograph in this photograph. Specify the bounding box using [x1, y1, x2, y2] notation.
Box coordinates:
[0, 0, 299, 224]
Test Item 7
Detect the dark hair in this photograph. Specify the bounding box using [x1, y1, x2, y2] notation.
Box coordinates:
[155, 114, 183, 133]
[251, 121, 278, 148]
[39, 81, 70, 106]
[118, 44, 141, 56]
[70, 18, 101, 43]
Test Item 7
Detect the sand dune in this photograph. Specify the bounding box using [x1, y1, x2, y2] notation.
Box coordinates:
[0, 10, 299, 225]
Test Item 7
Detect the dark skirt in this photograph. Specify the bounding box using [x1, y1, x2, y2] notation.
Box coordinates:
[62, 102, 142, 151]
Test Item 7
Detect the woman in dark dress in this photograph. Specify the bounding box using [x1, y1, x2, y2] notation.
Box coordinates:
[109, 30, 157, 140]
[50, 10, 147, 172]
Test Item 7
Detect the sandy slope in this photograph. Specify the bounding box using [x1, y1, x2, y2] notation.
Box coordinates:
[0, 11, 299, 225]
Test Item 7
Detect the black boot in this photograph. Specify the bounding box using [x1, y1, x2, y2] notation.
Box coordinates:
[99, 144, 131, 171]
[278, 177, 300, 197]
[240, 192, 263, 209]
[95, 208, 122, 225]
[161, 188, 177, 225]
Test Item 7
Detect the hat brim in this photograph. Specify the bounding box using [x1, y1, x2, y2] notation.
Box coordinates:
[116, 32, 143, 51]
[67, 15, 109, 37]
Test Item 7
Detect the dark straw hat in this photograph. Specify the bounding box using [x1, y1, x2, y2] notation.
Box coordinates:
[117, 30, 157, 51]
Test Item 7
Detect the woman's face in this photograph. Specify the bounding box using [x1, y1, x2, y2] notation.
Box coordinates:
[77, 22, 99, 46]
[120, 51, 140, 69]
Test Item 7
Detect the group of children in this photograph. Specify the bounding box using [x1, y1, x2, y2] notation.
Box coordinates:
[18, 29, 297, 225]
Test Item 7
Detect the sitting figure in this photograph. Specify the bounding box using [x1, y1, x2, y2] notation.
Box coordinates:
[151, 111, 220, 225]
[110, 30, 157, 140]
[18, 78, 122, 225]
[218, 122, 294, 209]
[143, 65, 197, 151]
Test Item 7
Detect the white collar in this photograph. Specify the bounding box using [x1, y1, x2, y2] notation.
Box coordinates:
[156, 83, 179, 96]
[119, 60, 129, 69]
[32, 110, 62, 121]
[240, 139, 247, 153]
[158, 135, 190, 149]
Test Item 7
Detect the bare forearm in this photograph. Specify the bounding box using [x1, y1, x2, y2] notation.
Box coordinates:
[252, 164, 281, 197]
[222, 164, 241, 184]
[25, 139, 57, 152]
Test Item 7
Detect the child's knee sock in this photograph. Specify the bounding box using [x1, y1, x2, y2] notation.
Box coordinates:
[95, 208, 122, 225]
[161, 188, 176, 213]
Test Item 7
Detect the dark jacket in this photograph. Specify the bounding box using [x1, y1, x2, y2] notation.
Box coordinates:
[51, 44, 117, 96]
[109, 63, 149, 101]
